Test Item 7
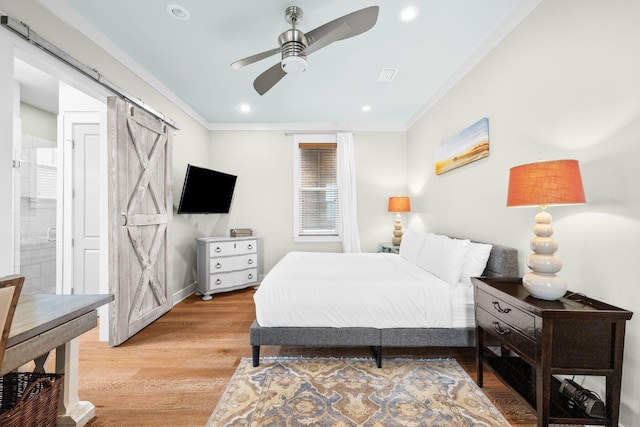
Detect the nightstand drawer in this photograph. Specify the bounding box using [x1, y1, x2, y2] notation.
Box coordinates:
[477, 307, 536, 361]
[476, 288, 535, 339]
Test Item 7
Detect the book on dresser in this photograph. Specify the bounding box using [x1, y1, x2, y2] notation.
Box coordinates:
[196, 236, 260, 301]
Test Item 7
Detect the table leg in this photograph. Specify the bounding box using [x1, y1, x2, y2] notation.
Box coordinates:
[34, 352, 50, 373]
[55, 337, 96, 427]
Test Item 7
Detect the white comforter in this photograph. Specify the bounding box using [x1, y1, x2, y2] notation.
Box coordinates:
[254, 252, 452, 328]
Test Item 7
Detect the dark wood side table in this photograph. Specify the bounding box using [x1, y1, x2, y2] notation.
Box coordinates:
[472, 277, 632, 427]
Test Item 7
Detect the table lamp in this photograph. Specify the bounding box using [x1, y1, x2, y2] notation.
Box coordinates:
[388, 196, 411, 246]
[507, 160, 586, 300]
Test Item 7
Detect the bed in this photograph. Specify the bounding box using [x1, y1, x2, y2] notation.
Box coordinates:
[250, 232, 518, 367]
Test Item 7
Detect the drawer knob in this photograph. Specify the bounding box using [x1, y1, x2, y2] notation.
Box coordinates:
[215, 247, 222, 253]
[492, 321, 511, 335]
[215, 278, 222, 285]
[248, 259, 253, 265]
[215, 262, 222, 269]
[248, 273, 254, 279]
[492, 301, 512, 314]
[248, 244, 253, 250]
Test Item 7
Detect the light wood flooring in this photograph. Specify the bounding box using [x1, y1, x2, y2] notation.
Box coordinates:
[75, 287, 537, 426]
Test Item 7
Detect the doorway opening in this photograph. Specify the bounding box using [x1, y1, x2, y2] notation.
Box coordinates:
[11, 52, 109, 340]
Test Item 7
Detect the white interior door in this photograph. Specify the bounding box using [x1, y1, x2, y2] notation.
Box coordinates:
[72, 122, 100, 294]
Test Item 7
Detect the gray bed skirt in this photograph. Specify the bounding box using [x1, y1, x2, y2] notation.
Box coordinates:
[250, 240, 518, 367]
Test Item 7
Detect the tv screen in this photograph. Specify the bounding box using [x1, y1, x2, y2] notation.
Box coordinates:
[177, 164, 237, 214]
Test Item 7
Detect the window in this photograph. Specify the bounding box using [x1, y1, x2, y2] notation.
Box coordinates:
[293, 134, 340, 242]
[35, 147, 57, 200]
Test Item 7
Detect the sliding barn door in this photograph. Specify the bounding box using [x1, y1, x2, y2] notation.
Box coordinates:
[107, 97, 173, 346]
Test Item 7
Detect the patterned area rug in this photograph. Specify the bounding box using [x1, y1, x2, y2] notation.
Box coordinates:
[207, 357, 511, 426]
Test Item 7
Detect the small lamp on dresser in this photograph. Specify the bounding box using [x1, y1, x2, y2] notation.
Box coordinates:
[388, 196, 411, 246]
[507, 159, 586, 300]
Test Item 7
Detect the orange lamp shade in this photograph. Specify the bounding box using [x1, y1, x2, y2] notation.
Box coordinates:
[507, 160, 586, 207]
[388, 196, 411, 212]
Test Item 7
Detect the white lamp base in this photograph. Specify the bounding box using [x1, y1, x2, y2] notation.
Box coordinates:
[524, 209, 567, 300]
[391, 213, 403, 246]
[523, 272, 567, 300]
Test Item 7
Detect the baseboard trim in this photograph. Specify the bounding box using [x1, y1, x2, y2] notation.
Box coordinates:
[173, 281, 197, 305]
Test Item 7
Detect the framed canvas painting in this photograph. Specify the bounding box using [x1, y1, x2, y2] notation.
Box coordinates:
[435, 117, 489, 175]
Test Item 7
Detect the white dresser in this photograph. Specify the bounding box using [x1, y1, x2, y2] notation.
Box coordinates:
[196, 236, 260, 300]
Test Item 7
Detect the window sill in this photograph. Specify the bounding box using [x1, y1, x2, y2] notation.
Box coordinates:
[293, 235, 341, 243]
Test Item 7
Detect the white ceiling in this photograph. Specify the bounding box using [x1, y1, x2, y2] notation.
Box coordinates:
[32, 0, 539, 130]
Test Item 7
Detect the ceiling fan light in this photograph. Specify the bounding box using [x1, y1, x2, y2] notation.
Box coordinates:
[281, 56, 307, 74]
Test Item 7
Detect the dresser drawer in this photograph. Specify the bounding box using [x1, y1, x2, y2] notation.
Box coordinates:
[236, 268, 258, 286]
[476, 288, 536, 339]
[209, 253, 257, 272]
[209, 241, 237, 256]
[207, 268, 259, 291]
[477, 307, 536, 362]
[235, 239, 258, 255]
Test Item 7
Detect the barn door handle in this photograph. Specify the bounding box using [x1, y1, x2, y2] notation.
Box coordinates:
[120, 213, 128, 227]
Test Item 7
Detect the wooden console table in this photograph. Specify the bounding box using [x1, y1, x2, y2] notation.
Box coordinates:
[473, 277, 632, 427]
[2, 294, 113, 426]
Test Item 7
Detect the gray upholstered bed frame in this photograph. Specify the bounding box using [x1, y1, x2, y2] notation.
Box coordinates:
[250, 241, 518, 367]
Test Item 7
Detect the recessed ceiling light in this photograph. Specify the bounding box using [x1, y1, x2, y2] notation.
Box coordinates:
[398, 5, 419, 22]
[239, 104, 251, 113]
[361, 105, 371, 112]
[167, 4, 191, 21]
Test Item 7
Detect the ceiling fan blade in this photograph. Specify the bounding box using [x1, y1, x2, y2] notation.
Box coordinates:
[253, 62, 287, 95]
[303, 22, 351, 55]
[305, 6, 379, 46]
[231, 47, 281, 69]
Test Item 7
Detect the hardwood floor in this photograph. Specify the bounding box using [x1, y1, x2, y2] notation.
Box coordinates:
[77, 287, 537, 426]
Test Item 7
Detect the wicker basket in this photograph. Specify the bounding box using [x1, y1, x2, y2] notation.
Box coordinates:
[0, 372, 64, 427]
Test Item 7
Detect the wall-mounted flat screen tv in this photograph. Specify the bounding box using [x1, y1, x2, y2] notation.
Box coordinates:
[177, 164, 237, 214]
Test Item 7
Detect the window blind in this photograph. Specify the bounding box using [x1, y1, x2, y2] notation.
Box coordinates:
[298, 143, 338, 236]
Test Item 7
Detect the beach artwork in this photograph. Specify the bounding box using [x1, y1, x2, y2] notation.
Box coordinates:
[435, 117, 489, 175]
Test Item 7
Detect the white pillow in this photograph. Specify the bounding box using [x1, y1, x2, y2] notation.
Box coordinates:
[416, 234, 470, 287]
[458, 242, 493, 287]
[399, 231, 428, 264]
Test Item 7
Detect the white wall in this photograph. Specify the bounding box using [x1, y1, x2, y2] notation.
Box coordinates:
[20, 102, 56, 140]
[205, 131, 407, 272]
[407, 0, 640, 424]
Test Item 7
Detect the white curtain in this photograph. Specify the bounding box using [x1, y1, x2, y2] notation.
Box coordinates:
[337, 132, 361, 253]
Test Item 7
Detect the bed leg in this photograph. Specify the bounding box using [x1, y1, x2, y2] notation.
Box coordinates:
[252, 346, 260, 367]
[371, 346, 382, 368]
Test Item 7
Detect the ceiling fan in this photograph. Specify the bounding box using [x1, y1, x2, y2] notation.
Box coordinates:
[230, 5, 379, 95]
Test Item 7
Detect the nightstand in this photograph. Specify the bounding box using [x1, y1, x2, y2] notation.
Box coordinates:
[473, 277, 633, 427]
[379, 242, 400, 254]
